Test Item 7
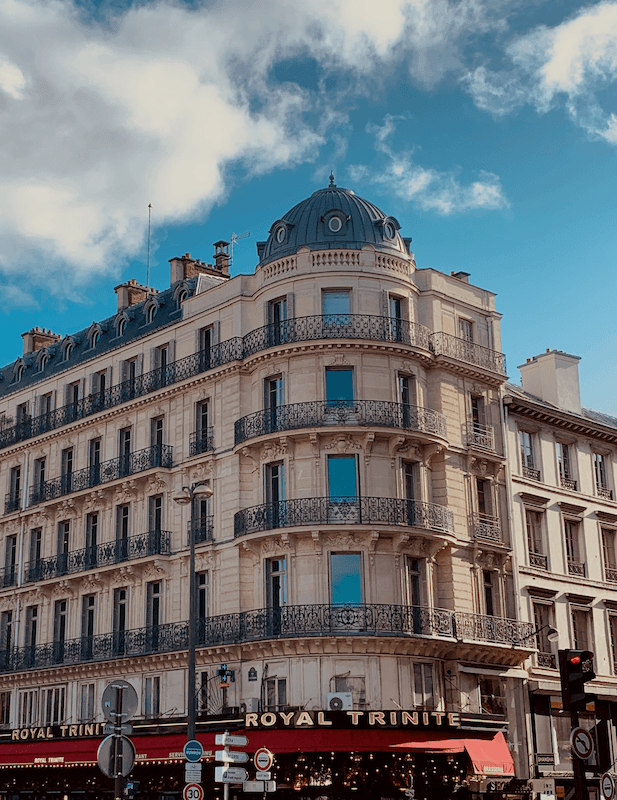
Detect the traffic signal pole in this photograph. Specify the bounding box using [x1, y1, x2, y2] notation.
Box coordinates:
[570, 709, 590, 800]
[115, 685, 124, 800]
[558, 649, 596, 800]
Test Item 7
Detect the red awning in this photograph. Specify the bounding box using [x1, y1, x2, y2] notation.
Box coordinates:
[392, 731, 515, 776]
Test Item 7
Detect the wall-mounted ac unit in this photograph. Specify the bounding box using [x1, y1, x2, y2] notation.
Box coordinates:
[240, 697, 260, 713]
[327, 692, 353, 711]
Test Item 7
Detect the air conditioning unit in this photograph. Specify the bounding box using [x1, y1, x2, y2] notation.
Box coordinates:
[241, 697, 260, 713]
[327, 692, 353, 711]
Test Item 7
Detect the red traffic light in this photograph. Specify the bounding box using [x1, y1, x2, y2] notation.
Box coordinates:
[570, 655, 582, 665]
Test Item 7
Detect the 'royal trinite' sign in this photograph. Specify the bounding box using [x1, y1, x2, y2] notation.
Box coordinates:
[245, 710, 461, 730]
[11, 722, 107, 740]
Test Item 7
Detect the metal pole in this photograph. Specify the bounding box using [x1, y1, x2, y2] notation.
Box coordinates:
[570, 710, 590, 800]
[115, 685, 123, 800]
[188, 490, 197, 743]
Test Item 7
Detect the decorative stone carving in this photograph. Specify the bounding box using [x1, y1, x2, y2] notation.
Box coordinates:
[328, 353, 352, 366]
[240, 448, 259, 473]
[83, 490, 108, 513]
[242, 541, 261, 566]
[114, 481, 137, 505]
[56, 499, 78, 520]
[147, 474, 169, 495]
[188, 461, 213, 483]
[323, 532, 356, 548]
[323, 434, 361, 455]
[195, 552, 216, 571]
[80, 576, 103, 594]
[142, 560, 168, 580]
[51, 579, 76, 599]
[260, 440, 289, 462]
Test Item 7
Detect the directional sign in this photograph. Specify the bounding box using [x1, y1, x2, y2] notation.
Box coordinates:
[216, 749, 249, 763]
[215, 733, 249, 747]
[215, 766, 248, 783]
[243, 782, 265, 793]
[103, 723, 132, 736]
[602, 773, 616, 800]
[183, 785, 204, 800]
[254, 747, 274, 771]
[102, 681, 138, 723]
[570, 727, 594, 760]
[97, 734, 136, 778]
[256, 771, 271, 780]
[265, 782, 276, 793]
[184, 740, 204, 763]
[185, 763, 202, 783]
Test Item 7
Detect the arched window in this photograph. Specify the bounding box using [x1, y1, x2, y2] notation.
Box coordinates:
[38, 351, 49, 372]
[177, 289, 188, 307]
[89, 329, 100, 349]
[145, 303, 157, 324]
[14, 363, 24, 383]
[117, 316, 127, 337]
[62, 341, 73, 362]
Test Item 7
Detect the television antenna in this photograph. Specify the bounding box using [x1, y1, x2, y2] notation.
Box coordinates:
[230, 231, 250, 268]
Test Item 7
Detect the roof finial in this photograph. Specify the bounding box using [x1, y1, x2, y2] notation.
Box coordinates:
[329, 170, 335, 187]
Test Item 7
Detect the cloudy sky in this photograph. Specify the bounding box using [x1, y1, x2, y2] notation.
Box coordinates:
[0, 0, 616, 411]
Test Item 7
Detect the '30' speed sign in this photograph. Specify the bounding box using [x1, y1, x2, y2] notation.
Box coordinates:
[183, 785, 204, 800]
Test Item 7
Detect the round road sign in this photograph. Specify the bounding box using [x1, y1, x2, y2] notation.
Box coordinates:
[97, 734, 136, 778]
[602, 773, 616, 800]
[254, 747, 274, 771]
[183, 785, 204, 800]
[102, 680, 138, 723]
[570, 727, 594, 760]
[184, 739, 204, 763]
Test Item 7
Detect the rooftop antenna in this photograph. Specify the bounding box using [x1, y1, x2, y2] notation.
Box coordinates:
[230, 230, 250, 269]
[146, 203, 152, 290]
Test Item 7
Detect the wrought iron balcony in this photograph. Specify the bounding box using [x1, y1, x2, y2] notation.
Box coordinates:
[28, 444, 173, 506]
[529, 552, 548, 570]
[234, 497, 455, 537]
[22, 529, 171, 583]
[606, 567, 617, 583]
[537, 652, 557, 669]
[471, 513, 502, 543]
[560, 476, 578, 491]
[597, 484, 614, 500]
[189, 428, 214, 456]
[522, 465, 541, 481]
[567, 559, 586, 577]
[430, 332, 507, 376]
[4, 492, 20, 514]
[0, 567, 15, 589]
[0, 603, 532, 673]
[188, 518, 214, 545]
[235, 401, 447, 446]
[466, 423, 495, 451]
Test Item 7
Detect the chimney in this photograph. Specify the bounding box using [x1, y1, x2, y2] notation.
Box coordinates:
[519, 349, 582, 414]
[22, 327, 61, 356]
[114, 279, 154, 312]
[169, 248, 230, 285]
[451, 271, 470, 283]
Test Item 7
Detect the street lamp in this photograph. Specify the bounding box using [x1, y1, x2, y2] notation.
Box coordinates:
[173, 481, 213, 742]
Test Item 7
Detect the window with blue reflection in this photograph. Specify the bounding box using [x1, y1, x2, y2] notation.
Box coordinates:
[327, 455, 357, 499]
[326, 368, 354, 404]
[322, 291, 350, 316]
[331, 553, 362, 605]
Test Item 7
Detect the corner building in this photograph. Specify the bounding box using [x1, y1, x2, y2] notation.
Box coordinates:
[0, 183, 531, 799]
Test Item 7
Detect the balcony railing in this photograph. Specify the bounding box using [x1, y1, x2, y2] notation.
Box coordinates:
[606, 567, 617, 583]
[560, 476, 578, 491]
[28, 445, 173, 506]
[522, 466, 541, 481]
[471, 513, 502, 543]
[234, 497, 455, 537]
[0, 604, 533, 673]
[189, 428, 214, 456]
[529, 552, 548, 570]
[568, 559, 586, 577]
[537, 652, 557, 669]
[235, 401, 447, 446]
[22, 530, 171, 583]
[597, 485, 614, 500]
[189, 518, 214, 545]
[0, 567, 15, 589]
[430, 332, 506, 376]
[0, 316, 505, 453]
[3, 493, 20, 514]
[466, 423, 495, 451]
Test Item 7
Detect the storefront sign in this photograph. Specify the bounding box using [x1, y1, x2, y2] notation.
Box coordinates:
[245, 710, 461, 730]
[11, 722, 106, 741]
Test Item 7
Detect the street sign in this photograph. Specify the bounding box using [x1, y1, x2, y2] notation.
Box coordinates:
[185, 763, 202, 783]
[601, 773, 616, 800]
[215, 766, 248, 783]
[254, 747, 274, 771]
[216, 749, 249, 763]
[183, 784, 204, 800]
[570, 727, 594, 760]
[256, 771, 271, 780]
[215, 733, 249, 747]
[184, 740, 204, 763]
[265, 782, 276, 793]
[243, 782, 264, 792]
[97, 734, 136, 778]
[103, 723, 132, 736]
[102, 681, 138, 723]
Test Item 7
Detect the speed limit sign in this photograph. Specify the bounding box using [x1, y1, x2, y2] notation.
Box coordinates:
[183, 785, 204, 800]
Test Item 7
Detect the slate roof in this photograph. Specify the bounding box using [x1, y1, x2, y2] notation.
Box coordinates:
[506, 382, 617, 433]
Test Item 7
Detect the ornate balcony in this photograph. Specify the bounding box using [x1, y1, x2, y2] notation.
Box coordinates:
[560, 476, 578, 491]
[529, 552, 548, 570]
[471, 513, 502, 543]
[188, 518, 214, 545]
[522, 466, 541, 481]
[597, 485, 614, 500]
[234, 497, 455, 537]
[0, 604, 532, 673]
[430, 332, 506, 376]
[22, 529, 171, 583]
[466, 423, 495, 451]
[567, 559, 586, 577]
[537, 652, 557, 669]
[235, 401, 447, 446]
[606, 567, 617, 582]
[0, 567, 15, 589]
[28, 444, 173, 506]
[3, 492, 20, 514]
[189, 428, 214, 456]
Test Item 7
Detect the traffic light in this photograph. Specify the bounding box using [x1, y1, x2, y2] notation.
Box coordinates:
[559, 649, 596, 712]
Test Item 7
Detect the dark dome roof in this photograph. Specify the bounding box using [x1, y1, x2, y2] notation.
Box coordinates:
[258, 182, 410, 266]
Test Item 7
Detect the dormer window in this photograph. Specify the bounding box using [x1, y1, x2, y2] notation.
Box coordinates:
[88, 325, 101, 349]
[275, 225, 286, 244]
[62, 341, 73, 362]
[173, 282, 189, 309]
[116, 315, 127, 337]
[322, 210, 348, 237]
[37, 350, 50, 373]
[328, 217, 342, 233]
[13, 363, 24, 383]
[144, 299, 159, 324]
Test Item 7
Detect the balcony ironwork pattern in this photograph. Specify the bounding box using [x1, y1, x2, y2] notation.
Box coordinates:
[597, 485, 614, 500]
[466, 423, 495, 451]
[0, 567, 15, 589]
[605, 567, 617, 583]
[28, 444, 173, 506]
[0, 603, 533, 673]
[189, 428, 214, 456]
[560, 476, 578, 491]
[430, 332, 506, 375]
[471, 513, 502, 543]
[568, 559, 586, 577]
[529, 552, 548, 570]
[235, 401, 447, 446]
[522, 466, 541, 481]
[188, 518, 214, 545]
[4, 493, 20, 514]
[0, 315, 505, 452]
[234, 497, 455, 537]
[537, 652, 557, 669]
[22, 530, 171, 583]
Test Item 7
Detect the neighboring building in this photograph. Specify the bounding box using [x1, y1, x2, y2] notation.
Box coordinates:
[0, 181, 533, 799]
[505, 349, 617, 800]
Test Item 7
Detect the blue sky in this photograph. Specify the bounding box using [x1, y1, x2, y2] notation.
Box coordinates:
[0, 0, 616, 412]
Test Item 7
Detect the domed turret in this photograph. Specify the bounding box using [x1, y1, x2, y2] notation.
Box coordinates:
[257, 176, 411, 266]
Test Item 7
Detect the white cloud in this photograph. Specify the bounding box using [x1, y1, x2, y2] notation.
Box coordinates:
[350, 116, 509, 215]
[0, 56, 25, 98]
[464, 1, 617, 144]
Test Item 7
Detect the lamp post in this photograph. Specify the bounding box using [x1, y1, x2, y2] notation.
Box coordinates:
[173, 481, 213, 743]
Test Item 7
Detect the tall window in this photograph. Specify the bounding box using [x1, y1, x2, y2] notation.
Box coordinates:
[557, 442, 575, 489]
[389, 295, 404, 341]
[93, 370, 106, 397]
[39, 392, 53, 416]
[0, 692, 10, 727]
[89, 438, 101, 485]
[330, 553, 362, 605]
[116, 504, 130, 560]
[148, 495, 163, 533]
[268, 297, 288, 345]
[4, 536, 16, 587]
[199, 327, 213, 370]
[19, 690, 38, 727]
[470, 396, 485, 431]
[146, 581, 161, 652]
[57, 520, 70, 575]
[80, 684, 95, 722]
[144, 676, 161, 718]
[533, 603, 556, 668]
[53, 600, 68, 663]
[119, 427, 132, 476]
[85, 513, 98, 569]
[526, 510, 546, 569]
[68, 381, 80, 409]
[266, 678, 287, 711]
[27, 529, 42, 581]
[603, 528, 617, 582]
[571, 607, 592, 651]
[194, 399, 211, 454]
[151, 416, 164, 466]
[483, 570, 496, 616]
[323, 290, 350, 319]
[265, 558, 287, 611]
[325, 368, 353, 406]
[113, 588, 128, 656]
[61, 447, 73, 493]
[197, 572, 209, 622]
[34, 457, 46, 495]
[398, 374, 416, 413]
[519, 431, 537, 476]
[412, 663, 435, 709]
[264, 376, 283, 432]
[594, 452, 612, 498]
[459, 318, 473, 342]
[327, 455, 357, 500]
[42, 686, 66, 726]
[8, 466, 20, 508]
[564, 519, 584, 576]
[24, 606, 38, 654]
[403, 557, 424, 634]
[81, 594, 95, 660]
[476, 478, 492, 516]
[123, 358, 138, 396]
[0, 611, 12, 654]
[479, 677, 505, 715]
